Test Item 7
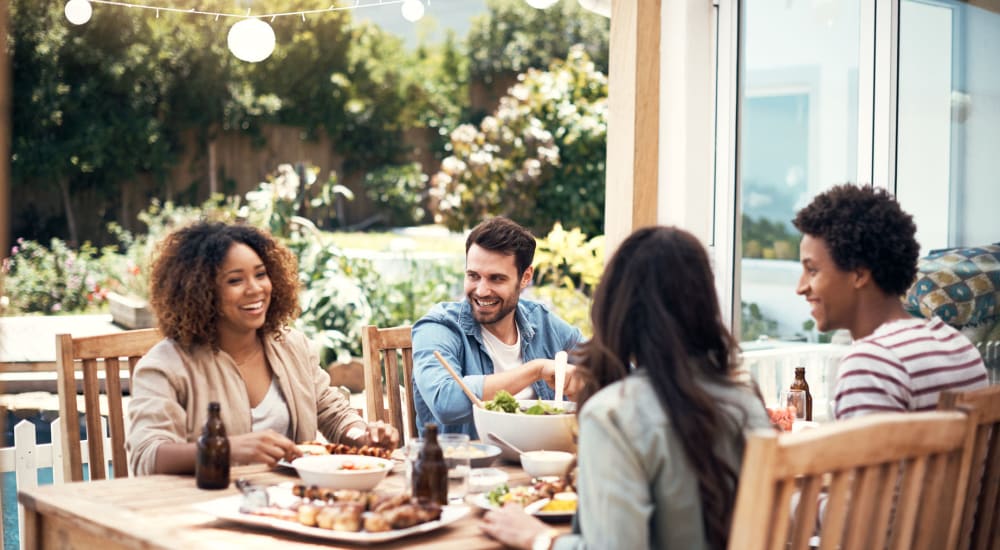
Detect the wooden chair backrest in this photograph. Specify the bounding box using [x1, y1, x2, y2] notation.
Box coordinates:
[361, 325, 417, 444]
[939, 384, 1000, 550]
[55, 328, 161, 482]
[729, 411, 978, 550]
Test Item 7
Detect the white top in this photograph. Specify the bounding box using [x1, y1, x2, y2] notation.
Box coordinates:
[251, 378, 292, 437]
[481, 325, 535, 399]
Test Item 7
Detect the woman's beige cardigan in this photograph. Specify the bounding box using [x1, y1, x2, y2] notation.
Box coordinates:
[126, 328, 364, 476]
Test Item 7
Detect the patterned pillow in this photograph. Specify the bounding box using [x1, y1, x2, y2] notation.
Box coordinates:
[905, 243, 1000, 328]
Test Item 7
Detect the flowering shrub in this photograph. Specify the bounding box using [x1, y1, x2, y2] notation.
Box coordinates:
[1, 238, 112, 314]
[531, 223, 605, 337]
[431, 46, 607, 237]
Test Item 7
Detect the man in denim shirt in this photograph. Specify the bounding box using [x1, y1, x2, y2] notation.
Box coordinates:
[413, 217, 583, 437]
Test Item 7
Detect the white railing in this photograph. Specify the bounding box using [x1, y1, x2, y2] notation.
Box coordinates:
[1, 418, 113, 550]
[741, 343, 850, 422]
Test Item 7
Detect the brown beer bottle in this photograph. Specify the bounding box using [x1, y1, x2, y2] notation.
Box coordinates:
[411, 423, 448, 505]
[790, 367, 813, 421]
[196, 402, 231, 490]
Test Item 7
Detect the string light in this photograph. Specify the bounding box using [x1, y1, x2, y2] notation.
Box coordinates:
[64, 0, 93, 25]
[62, 0, 430, 61]
[525, 0, 560, 9]
[227, 18, 276, 63]
[400, 0, 424, 22]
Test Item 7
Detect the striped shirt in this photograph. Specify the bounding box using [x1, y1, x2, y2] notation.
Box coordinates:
[834, 317, 988, 419]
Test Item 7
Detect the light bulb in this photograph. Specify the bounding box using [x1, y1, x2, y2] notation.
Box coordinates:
[227, 18, 276, 63]
[525, 0, 560, 9]
[400, 0, 425, 22]
[64, 0, 93, 25]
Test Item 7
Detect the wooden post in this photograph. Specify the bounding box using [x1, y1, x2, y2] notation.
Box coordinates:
[604, 0, 661, 256]
[0, 0, 11, 262]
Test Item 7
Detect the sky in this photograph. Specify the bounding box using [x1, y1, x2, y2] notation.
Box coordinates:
[352, 0, 490, 48]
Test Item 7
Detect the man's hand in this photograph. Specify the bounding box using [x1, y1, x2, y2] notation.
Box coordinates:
[229, 430, 301, 467]
[537, 359, 582, 401]
[344, 420, 401, 450]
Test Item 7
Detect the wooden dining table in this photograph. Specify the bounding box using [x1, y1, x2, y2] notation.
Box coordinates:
[18, 460, 570, 549]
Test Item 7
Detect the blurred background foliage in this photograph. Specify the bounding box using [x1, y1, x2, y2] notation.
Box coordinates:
[9, 0, 609, 245]
[2, 0, 616, 359]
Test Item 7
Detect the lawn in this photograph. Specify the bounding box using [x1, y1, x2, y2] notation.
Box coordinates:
[324, 226, 465, 255]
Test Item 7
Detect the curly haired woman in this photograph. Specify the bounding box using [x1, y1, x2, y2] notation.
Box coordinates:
[126, 222, 397, 475]
[480, 227, 771, 550]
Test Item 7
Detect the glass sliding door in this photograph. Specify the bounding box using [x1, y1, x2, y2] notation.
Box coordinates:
[737, 0, 863, 343]
[895, 0, 1000, 253]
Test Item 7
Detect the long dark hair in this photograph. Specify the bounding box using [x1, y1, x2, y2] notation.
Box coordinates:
[575, 226, 745, 549]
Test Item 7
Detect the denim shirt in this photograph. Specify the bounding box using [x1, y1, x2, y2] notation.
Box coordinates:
[412, 299, 583, 437]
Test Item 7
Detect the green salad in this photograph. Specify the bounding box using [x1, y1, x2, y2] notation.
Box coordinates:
[483, 390, 566, 415]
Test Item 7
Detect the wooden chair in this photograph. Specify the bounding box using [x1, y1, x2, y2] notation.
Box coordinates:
[939, 385, 1000, 550]
[729, 411, 978, 550]
[55, 328, 161, 482]
[361, 325, 417, 444]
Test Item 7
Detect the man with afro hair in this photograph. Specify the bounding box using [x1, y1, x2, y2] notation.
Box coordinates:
[793, 184, 987, 419]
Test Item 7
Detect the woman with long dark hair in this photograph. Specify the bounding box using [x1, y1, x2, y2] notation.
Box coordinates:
[480, 226, 770, 549]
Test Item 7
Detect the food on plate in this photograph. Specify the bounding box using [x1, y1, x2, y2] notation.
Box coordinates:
[296, 440, 394, 459]
[483, 390, 566, 415]
[540, 492, 577, 513]
[337, 460, 382, 471]
[247, 484, 442, 533]
[485, 477, 576, 511]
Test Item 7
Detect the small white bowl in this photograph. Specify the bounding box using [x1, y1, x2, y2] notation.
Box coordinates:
[468, 467, 510, 494]
[290, 454, 393, 490]
[519, 450, 575, 479]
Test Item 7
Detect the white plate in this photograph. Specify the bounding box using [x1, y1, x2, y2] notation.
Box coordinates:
[193, 487, 470, 544]
[471, 492, 575, 520]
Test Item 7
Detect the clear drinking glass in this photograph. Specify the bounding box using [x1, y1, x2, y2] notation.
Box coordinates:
[783, 389, 807, 422]
[438, 433, 471, 502]
[404, 438, 424, 496]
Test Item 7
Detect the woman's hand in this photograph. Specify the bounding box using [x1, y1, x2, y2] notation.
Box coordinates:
[229, 430, 301, 466]
[480, 504, 553, 550]
[344, 420, 400, 450]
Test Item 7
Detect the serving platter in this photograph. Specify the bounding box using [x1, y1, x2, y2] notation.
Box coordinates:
[193, 485, 470, 544]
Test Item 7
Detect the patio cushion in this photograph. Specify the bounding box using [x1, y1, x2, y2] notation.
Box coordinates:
[905, 243, 1000, 328]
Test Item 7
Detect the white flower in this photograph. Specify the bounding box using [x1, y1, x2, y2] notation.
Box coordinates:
[273, 165, 300, 201]
[481, 116, 499, 133]
[441, 156, 467, 175]
[451, 124, 478, 144]
[469, 150, 493, 167]
[524, 158, 542, 178]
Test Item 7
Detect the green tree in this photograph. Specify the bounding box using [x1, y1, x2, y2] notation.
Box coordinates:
[467, 0, 609, 85]
[11, 1, 178, 244]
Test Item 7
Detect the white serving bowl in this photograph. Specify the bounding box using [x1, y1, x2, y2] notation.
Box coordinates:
[473, 399, 577, 461]
[290, 454, 393, 490]
[519, 450, 575, 478]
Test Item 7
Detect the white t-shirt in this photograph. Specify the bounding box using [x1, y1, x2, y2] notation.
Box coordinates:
[251, 378, 292, 438]
[481, 326, 535, 400]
